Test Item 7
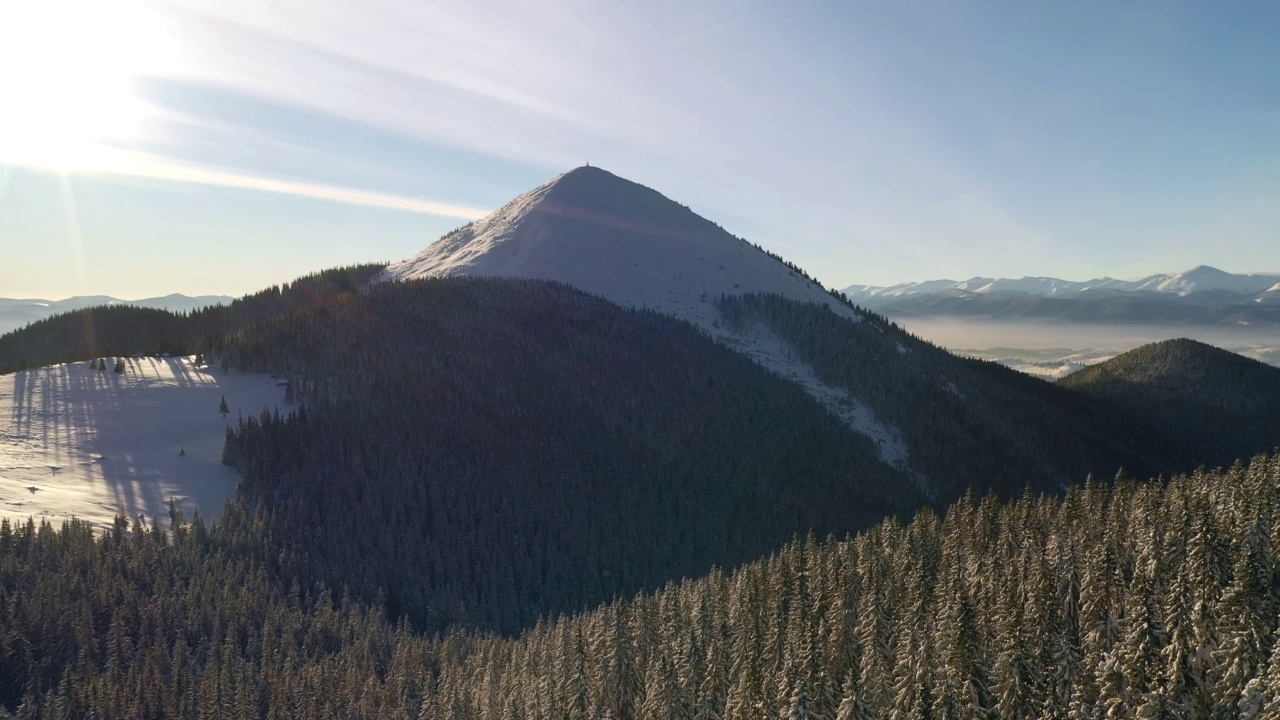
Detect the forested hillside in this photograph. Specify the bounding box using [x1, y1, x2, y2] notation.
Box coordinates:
[2, 452, 1278, 718]
[1060, 338, 1280, 470]
[0, 265, 384, 375]
[716, 293, 1186, 496]
[4, 274, 1277, 638]
[210, 277, 922, 633]
[0, 305, 188, 372]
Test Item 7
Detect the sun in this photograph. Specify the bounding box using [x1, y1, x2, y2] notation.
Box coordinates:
[0, 0, 172, 170]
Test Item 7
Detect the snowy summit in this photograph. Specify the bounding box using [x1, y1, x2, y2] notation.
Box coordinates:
[382, 166, 857, 331]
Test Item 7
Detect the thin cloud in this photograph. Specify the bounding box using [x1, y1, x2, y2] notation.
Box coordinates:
[10, 147, 490, 220]
[141, 0, 1049, 268]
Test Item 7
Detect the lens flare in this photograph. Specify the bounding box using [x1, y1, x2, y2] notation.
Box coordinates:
[0, 0, 174, 169]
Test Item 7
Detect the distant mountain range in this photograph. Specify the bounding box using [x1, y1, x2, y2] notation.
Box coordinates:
[843, 266, 1280, 325]
[0, 294, 233, 336]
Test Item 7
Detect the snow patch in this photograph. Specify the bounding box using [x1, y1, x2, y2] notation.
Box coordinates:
[715, 321, 909, 471]
[0, 357, 282, 530]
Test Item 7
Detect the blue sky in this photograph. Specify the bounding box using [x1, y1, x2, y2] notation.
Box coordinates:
[1, 0, 1277, 299]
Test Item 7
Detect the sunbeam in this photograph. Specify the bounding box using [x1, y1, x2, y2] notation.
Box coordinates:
[0, 0, 175, 169]
[57, 172, 88, 294]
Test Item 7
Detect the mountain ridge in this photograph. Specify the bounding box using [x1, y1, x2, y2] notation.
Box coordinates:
[842, 266, 1280, 326]
[844, 265, 1280, 303]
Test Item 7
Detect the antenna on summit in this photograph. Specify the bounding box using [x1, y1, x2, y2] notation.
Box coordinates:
[585, 159, 590, 167]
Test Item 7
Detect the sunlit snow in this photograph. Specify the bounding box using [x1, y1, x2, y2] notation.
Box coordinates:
[0, 356, 283, 530]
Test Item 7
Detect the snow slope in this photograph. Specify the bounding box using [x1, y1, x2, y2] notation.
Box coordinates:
[383, 166, 859, 327]
[0, 357, 282, 530]
[383, 166, 907, 468]
[1148, 266, 1280, 296]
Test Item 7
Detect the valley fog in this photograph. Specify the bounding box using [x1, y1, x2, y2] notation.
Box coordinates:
[897, 318, 1280, 365]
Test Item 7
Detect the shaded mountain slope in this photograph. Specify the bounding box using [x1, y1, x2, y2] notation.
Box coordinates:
[5, 272, 915, 633]
[211, 277, 919, 633]
[716, 294, 1186, 497]
[1060, 338, 1280, 468]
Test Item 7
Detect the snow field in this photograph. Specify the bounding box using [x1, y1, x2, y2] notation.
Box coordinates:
[0, 357, 282, 530]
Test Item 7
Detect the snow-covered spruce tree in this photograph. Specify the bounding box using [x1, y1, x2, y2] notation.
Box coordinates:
[1, 451, 1279, 717]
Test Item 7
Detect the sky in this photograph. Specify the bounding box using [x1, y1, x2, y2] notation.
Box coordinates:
[0, 0, 1277, 299]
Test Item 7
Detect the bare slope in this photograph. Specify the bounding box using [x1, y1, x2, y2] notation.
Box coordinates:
[382, 166, 908, 467]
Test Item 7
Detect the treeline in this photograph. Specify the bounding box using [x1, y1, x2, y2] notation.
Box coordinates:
[0, 265, 384, 374]
[0, 305, 187, 372]
[2, 453, 1278, 718]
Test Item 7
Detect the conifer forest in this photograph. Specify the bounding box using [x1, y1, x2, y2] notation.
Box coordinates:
[2, 455, 1279, 718]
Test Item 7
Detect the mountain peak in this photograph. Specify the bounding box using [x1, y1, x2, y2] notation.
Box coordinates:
[555, 164, 617, 181]
[382, 168, 855, 330]
[1181, 265, 1228, 277]
[541, 164, 666, 198]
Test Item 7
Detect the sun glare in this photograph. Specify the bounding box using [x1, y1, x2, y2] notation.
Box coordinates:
[0, 0, 172, 170]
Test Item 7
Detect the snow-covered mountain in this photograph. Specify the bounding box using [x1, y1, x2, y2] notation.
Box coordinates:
[383, 166, 909, 468]
[843, 266, 1280, 325]
[384, 166, 855, 327]
[846, 266, 1280, 304]
[844, 267, 1280, 303]
[0, 294, 233, 336]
